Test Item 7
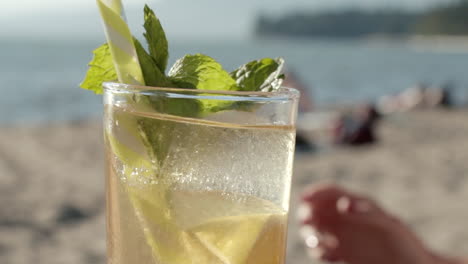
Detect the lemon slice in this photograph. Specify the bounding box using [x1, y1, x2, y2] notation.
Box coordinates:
[189, 214, 271, 264]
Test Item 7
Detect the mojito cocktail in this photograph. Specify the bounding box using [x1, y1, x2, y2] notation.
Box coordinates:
[80, 1, 298, 262]
[104, 84, 298, 264]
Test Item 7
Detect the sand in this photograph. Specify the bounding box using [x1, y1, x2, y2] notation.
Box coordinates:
[0, 109, 467, 264]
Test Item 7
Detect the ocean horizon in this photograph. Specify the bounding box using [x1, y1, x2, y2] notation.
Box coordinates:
[1, 37, 468, 124]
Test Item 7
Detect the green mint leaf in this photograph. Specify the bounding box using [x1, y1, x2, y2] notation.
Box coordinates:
[230, 57, 285, 92]
[167, 54, 241, 115]
[143, 5, 169, 73]
[135, 98, 201, 184]
[168, 54, 239, 91]
[134, 39, 201, 117]
[80, 44, 117, 94]
[136, 118, 175, 171]
[133, 38, 174, 88]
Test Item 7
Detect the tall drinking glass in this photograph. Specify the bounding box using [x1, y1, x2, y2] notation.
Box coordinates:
[103, 82, 299, 264]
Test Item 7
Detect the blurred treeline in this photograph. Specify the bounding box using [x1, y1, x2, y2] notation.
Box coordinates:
[255, 0, 468, 38]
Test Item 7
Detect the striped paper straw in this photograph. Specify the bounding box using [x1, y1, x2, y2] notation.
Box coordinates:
[96, 0, 145, 85]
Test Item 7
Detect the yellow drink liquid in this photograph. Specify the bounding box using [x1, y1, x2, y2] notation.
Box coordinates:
[105, 105, 294, 264]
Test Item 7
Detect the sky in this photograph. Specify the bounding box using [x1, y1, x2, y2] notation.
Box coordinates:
[0, 0, 456, 42]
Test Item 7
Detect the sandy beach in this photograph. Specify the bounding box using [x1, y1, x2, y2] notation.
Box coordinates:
[1, 109, 467, 264]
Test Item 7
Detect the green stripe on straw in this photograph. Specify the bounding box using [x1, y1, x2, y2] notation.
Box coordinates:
[96, 0, 145, 85]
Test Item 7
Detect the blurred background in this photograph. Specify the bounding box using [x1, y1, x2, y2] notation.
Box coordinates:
[1, 0, 467, 263]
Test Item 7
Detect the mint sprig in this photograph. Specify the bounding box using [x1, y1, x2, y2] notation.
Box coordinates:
[80, 4, 284, 99]
[231, 57, 285, 92]
[143, 5, 169, 73]
[168, 54, 238, 91]
[133, 38, 174, 88]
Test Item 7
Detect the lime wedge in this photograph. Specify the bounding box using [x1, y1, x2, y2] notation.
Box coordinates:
[127, 186, 191, 264]
[167, 190, 287, 264]
[189, 214, 272, 264]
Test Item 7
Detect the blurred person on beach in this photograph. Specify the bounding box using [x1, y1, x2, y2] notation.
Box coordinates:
[438, 82, 454, 108]
[283, 70, 314, 113]
[299, 184, 468, 264]
[378, 82, 455, 114]
[332, 104, 381, 146]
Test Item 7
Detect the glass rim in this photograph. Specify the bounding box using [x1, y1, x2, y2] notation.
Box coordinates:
[103, 82, 300, 102]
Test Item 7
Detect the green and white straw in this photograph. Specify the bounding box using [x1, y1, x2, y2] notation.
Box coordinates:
[96, 0, 145, 85]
